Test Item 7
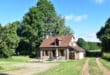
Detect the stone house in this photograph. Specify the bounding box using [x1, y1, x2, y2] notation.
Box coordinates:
[40, 35, 85, 60]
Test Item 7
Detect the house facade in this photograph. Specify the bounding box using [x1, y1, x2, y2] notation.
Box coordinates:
[40, 35, 85, 61]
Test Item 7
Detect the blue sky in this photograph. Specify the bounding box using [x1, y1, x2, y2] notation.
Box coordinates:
[0, 0, 110, 42]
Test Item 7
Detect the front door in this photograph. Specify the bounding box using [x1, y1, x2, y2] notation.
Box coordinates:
[69, 52, 75, 59]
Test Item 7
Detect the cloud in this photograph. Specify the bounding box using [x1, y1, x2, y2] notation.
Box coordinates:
[95, 0, 104, 4]
[65, 14, 88, 23]
[75, 32, 100, 42]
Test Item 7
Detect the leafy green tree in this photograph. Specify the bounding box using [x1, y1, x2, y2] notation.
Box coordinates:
[0, 22, 20, 58]
[87, 42, 101, 50]
[77, 38, 89, 50]
[97, 18, 110, 52]
[17, 0, 73, 56]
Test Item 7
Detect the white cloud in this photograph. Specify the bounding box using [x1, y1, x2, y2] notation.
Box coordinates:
[95, 0, 104, 4]
[65, 15, 74, 21]
[75, 32, 100, 42]
[65, 14, 88, 23]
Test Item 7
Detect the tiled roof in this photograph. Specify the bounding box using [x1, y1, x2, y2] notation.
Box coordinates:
[69, 46, 85, 52]
[40, 35, 74, 47]
[40, 35, 85, 52]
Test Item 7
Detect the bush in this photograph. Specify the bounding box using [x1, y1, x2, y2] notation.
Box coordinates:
[102, 53, 110, 61]
[29, 51, 36, 58]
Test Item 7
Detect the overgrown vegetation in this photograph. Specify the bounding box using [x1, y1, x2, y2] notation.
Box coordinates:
[89, 58, 103, 75]
[37, 60, 85, 75]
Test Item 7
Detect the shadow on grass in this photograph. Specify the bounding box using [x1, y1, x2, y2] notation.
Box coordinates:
[86, 51, 101, 57]
[0, 73, 9, 75]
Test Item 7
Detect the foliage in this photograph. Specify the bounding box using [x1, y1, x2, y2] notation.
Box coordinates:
[77, 38, 89, 50]
[77, 38, 101, 50]
[37, 60, 85, 75]
[87, 42, 101, 50]
[102, 53, 110, 61]
[0, 21, 20, 58]
[97, 18, 110, 52]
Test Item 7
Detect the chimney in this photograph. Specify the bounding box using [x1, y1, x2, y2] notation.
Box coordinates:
[45, 35, 49, 39]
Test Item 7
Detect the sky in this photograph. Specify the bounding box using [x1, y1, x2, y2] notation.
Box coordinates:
[0, 0, 110, 42]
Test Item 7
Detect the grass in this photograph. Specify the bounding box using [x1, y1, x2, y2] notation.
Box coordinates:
[37, 59, 85, 75]
[102, 53, 110, 60]
[89, 58, 103, 75]
[100, 58, 110, 70]
[0, 56, 30, 62]
[88, 49, 101, 52]
[0, 56, 30, 72]
[0, 62, 25, 72]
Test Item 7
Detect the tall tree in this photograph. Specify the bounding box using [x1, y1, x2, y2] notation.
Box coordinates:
[97, 18, 110, 52]
[18, 0, 73, 56]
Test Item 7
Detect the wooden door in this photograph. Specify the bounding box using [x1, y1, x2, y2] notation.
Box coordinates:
[69, 52, 75, 59]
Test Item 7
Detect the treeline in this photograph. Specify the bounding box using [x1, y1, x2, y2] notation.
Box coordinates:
[97, 18, 110, 53]
[97, 18, 110, 60]
[77, 38, 101, 50]
[0, 0, 73, 58]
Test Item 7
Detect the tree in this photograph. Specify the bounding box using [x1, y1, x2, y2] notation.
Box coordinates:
[0, 21, 20, 58]
[97, 18, 110, 52]
[77, 38, 89, 50]
[17, 0, 73, 56]
[87, 42, 101, 50]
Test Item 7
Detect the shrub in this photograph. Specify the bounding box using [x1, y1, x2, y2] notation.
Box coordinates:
[102, 53, 110, 61]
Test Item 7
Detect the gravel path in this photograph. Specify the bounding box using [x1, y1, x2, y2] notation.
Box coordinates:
[96, 58, 110, 75]
[82, 58, 90, 75]
[1, 63, 57, 75]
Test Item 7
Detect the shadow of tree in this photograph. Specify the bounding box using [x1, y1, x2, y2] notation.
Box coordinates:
[86, 51, 101, 57]
[0, 73, 9, 75]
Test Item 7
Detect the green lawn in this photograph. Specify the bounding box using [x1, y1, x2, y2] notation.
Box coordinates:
[89, 58, 103, 75]
[0, 62, 26, 72]
[0, 56, 30, 62]
[100, 58, 110, 70]
[37, 59, 85, 75]
[0, 56, 30, 72]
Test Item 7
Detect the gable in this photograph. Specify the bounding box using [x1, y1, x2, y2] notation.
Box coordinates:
[69, 37, 76, 47]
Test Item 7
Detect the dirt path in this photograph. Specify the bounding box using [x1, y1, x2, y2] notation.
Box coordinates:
[1, 63, 58, 75]
[96, 58, 110, 75]
[82, 58, 89, 75]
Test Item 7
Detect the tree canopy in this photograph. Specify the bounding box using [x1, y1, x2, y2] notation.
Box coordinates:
[17, 0, 73, 56]
[77, 38, 101, 51]
[0, 22, 20, 58]
[97, 18, 110, 52]
[77, 38, 89, 50]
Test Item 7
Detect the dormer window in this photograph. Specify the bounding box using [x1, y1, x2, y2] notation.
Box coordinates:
[56, 39, 59, 46]
[51, 37, 62, 46]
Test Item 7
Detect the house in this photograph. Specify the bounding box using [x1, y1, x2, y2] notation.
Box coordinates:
[40, 35, 85, 60]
